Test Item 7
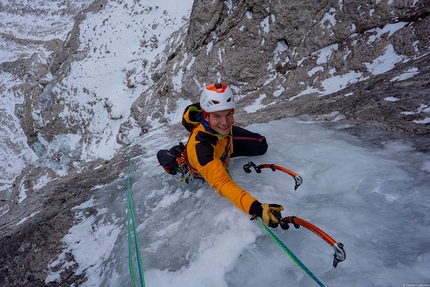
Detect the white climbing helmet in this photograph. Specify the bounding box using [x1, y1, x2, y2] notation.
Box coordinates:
[200, 83, 236, 113]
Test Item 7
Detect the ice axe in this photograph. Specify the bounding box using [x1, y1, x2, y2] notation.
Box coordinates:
[271, 210, 346, 268]
[243, 161, 303, 190]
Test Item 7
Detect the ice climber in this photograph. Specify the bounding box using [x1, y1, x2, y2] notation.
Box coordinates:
[157, 83, 284, 228]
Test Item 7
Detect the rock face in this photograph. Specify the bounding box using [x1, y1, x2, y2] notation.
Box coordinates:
[130, 0, 429, 137]
[0, 149, 137, 286]
[0, 0, 429, 286]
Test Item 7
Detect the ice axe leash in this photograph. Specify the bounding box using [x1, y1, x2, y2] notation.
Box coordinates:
[125, 148, 146, 287]
[243, 161, 303, 190]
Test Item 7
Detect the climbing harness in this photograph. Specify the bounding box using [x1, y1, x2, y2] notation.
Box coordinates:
[174, 132, 231, 186]
[125, 148, 145, 287]
[176, 155, 203, 185]
[174, 144, 205, 186]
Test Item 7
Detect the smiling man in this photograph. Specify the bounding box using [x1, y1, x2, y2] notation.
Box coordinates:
[179, 83, 284, 228]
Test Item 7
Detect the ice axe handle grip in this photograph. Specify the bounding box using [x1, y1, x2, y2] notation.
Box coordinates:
[271, 210, 289, 230]
[243, 161, 261, 173]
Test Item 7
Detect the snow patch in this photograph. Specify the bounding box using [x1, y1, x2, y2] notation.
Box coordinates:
[16, 211, 40, 226]
[390, 67, 419, 82]
[384, 96, 400, 102]
[244, 94, 267, 113]
[46, 198, 122, 286]
[365, 45, 407, 75]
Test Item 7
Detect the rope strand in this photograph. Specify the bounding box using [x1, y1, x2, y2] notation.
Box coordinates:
[256, 217, 325, 287]
[126, 148, 146, 287]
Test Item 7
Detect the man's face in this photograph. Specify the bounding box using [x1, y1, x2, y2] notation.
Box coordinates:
[206, 109, 234, 135]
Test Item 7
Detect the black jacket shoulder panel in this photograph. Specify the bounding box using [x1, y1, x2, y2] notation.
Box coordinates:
[194, 131, 217, 166]
[182, 103, 202, 132]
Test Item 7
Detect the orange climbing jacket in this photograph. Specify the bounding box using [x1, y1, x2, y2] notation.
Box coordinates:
[157, 103, 268, 215]
[181, 103, 258, 214]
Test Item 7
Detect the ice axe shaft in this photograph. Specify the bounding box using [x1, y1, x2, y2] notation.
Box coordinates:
[271, 210, 346, 268]
[243, 161, 303, 190]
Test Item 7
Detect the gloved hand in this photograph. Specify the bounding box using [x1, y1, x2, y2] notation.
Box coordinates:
[261, 203, 284, 228]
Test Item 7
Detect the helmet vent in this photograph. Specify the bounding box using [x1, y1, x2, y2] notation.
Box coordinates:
[200, 83, 236, 112]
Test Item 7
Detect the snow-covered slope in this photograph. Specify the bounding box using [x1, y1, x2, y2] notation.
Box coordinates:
[46, 116, 430, 286]
[0, 0, 194, 203]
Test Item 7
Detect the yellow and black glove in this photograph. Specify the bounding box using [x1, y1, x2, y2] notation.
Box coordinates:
[249, 201, 284, 228]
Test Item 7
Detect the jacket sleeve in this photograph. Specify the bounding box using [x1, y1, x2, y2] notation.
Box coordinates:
[198, 159, 257, 214]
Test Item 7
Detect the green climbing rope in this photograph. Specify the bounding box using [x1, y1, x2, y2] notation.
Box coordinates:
[256, 217, 325, 287]
[125, 148, 145, 287]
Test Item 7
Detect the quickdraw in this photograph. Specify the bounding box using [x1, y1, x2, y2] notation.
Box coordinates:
[176, 156, 202, 185]
[243, 161, 303, 190]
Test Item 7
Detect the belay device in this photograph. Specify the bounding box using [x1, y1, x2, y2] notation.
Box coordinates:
[244, 161, 346, 270]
